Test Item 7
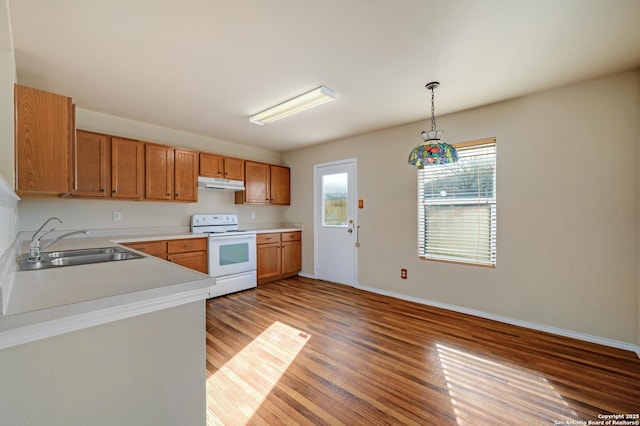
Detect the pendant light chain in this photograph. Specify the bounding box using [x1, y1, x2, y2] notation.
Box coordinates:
[430, 85, 436, 132]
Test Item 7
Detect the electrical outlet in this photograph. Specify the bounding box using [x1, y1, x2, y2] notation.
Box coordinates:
[113, 211, 122, 221]
[250, 211, 256, 219]
[401, 268, 407, 279]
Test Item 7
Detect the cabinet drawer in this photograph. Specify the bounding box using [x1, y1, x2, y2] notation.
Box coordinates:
[167, 238, 207, 254]
[282, 231, 301, 242]
[257, 233, 281, 244]
[123, 240, 167, 256]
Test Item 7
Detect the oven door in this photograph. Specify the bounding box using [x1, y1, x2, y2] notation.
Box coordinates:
[208, 234, 257, 277]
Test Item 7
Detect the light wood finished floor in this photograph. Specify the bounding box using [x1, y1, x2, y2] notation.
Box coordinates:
[205, 277, 640, 425]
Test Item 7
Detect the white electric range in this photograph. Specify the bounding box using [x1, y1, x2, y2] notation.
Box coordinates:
[191, 214, 256, 298]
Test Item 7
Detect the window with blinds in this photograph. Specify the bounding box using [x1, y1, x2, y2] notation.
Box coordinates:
[417, 138, 496, 267]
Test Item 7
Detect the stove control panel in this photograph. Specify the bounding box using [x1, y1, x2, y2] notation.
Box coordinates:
[192, 214, 238, 227]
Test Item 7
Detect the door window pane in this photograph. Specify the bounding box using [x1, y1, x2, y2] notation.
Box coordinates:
[322, 173, 348, 226]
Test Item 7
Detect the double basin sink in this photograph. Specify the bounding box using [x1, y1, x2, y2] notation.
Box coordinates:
[18, 246, 144, 271]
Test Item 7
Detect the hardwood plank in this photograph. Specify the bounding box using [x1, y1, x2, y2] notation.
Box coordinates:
[205, 277, 640, 425]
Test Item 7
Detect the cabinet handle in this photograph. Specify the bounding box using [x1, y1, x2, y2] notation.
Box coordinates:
[175, 193, 179, 196]
[265, 237, 272, 240]
[184, 243, 193, 248]
[100, 188, 105, 192]
[138, 248, 147, 252]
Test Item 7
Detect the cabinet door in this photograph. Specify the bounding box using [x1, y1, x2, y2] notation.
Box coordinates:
[257, 242, 281, 282]
[174, 149, 198, 202]
[199, 153, 224, 178]
[73, 130, 109, 197]
[145, 144, 174, 200]
[111, 137, 144, 199]
[270, 165, 290, 205]
[281, 240, 301, 275]
[238, 161, 270, 204]
[168, 251, 208, 274]
[15, 84, 72, 194]
[224, 157, 244, 180]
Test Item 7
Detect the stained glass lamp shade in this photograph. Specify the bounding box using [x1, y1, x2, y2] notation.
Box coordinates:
[408, 130, 458, 167]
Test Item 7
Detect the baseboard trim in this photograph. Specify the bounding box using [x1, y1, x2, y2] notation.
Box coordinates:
[357, 284, 640, 358]
[298, 272, 316, 279]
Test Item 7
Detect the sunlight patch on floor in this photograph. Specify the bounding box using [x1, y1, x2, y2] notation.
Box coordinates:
[436, 343, 578, 425]
[207, 321, 310, 425]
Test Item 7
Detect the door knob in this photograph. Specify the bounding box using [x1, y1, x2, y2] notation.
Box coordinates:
[347, 228, 353, 233]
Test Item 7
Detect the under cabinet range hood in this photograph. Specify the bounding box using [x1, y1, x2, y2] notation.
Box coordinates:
[197, 176, 245, 191]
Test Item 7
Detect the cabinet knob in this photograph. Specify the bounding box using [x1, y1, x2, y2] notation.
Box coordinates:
[167, 193, 171, 196]
[100, 189, 105, 192]
[112, 189, 116, 193]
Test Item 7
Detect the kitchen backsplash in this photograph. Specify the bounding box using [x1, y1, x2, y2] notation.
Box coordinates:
[17, 190, 287, 232]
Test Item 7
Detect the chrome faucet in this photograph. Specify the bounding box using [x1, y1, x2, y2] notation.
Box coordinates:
[28, 217, 90, 262]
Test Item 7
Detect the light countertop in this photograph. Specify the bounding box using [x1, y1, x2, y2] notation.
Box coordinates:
[0, 233, 213, 350]
[0, 225, 302, 350]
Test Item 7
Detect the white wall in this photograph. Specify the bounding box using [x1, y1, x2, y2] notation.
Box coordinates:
[0, 302, 206, 426]
[17, 109, 287, 232]
[283, 70, 639, 345]
[0, 0, 17, 257]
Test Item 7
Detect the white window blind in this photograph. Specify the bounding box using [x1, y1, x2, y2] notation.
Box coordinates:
[418, 138, 496, 267]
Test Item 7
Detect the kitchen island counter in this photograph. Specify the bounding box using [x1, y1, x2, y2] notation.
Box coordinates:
[0, 234, 212, 350]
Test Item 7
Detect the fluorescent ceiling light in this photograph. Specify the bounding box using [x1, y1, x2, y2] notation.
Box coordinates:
[249, 86, 335, 125]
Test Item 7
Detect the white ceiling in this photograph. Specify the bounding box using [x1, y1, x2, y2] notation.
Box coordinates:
[8, 0, 640, 152]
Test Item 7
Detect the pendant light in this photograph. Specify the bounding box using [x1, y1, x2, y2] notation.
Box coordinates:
[408, 82, 458, 168]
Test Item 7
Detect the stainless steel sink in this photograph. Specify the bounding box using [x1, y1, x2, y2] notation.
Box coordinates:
[18, 246, 144, 271]
[47, 247, 124, 258]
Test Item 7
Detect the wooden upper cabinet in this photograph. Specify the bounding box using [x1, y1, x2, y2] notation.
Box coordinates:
[199, 153, 244, 181]
[111, 137, 144, 199]
[235, 161, 291, 206]
[174, 149, 198, 202]
[145, 145, 197, 202]
[270, 165, 290, 205]
[15, 84, 73, 194]
[199, 153, 223, 177]
[145, 144, 174, 201]
[223, 157, 244, 180]
[236, 160, 270, 204]
[73, 130, 109, 197]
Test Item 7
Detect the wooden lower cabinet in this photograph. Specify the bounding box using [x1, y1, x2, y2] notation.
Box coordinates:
[167, 238, 208, 274]
[122, 237, 207, 274]
[257, 231, 301, 285]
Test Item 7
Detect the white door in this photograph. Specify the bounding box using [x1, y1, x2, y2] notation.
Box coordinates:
[314, 159, 357, 286]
